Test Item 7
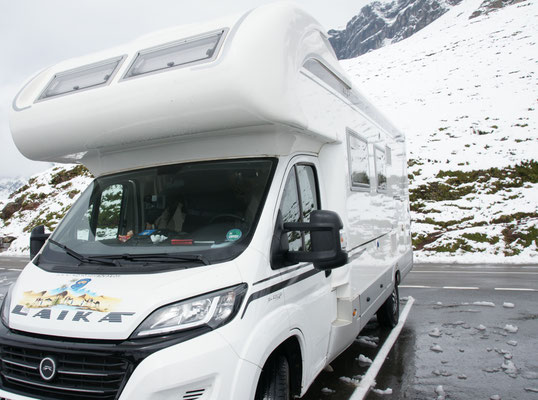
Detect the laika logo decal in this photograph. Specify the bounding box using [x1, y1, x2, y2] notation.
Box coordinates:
[39, 357, 57, 381]
[11, 305, 135, 324]
[11, 278, 135, 323]
[17, 278, 120, 313]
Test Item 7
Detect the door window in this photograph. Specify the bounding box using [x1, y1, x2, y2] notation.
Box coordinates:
[279, 164, 320, 253]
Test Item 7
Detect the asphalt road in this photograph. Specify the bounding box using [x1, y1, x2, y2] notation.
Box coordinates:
[0, 257, 537, 400]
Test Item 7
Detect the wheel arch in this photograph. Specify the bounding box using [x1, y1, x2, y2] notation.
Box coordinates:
[255, 332, 304, 399]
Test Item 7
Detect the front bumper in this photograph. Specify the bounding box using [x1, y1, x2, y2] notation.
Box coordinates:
[0, 325, 258, 400]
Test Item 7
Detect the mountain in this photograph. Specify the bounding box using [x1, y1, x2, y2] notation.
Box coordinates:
[329, 0, 463, 59]
[0, 165, 93, 254]
[342, 0, 537, 263]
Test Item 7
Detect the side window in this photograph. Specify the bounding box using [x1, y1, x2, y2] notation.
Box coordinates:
[348, 131, 370, 189]
[279, 164, 320, 253]
[296, 165, 319, 222]
[375, 147, 387, 191]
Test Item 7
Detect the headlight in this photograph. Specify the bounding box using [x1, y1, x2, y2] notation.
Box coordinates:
[1, 284, 14, 328]
[132, 284, 247, 338]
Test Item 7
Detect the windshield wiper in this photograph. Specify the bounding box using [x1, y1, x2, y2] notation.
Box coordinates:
[111, 253, 210, 266]
[48, 239, 119, 267]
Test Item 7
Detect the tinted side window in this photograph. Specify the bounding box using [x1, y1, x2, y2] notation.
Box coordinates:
[280, 168, 302, 251]
[279, 164, 320, 253]
[348, 132, 370, 189]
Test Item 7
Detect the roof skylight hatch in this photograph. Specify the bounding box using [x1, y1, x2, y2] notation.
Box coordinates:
[37, 56, 125, 101]
[123, 29, 226, 79]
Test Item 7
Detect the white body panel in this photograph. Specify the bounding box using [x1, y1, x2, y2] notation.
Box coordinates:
[3, 3, 412, 400]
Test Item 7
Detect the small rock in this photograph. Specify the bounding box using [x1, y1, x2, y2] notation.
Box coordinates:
[503, 302, 515, 308]
[477, 324, 486, 331]
[458, 374, 467, 380]
[490, 395, 501, 400]
[321, 387, 335, 394]
[524, 388, 538, 393]
[507, 340, 518, 346]
[459, 348, 465, 352]
[324, 364, 334, 372]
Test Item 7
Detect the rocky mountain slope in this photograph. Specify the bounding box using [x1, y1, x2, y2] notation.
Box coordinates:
[329, 0, 462, 59]
[343, 0, 537, 262]
[0, 165, 93, 253]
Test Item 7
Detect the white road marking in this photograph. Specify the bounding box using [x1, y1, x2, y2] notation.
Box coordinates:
[443, 286, 479, 290]
[349, 297, 415, 400]
[402, 286, 538, 292]
[400, 285, 433, 288]
[411, 271, 538, 275]
[0, 268, 5, 270]
[8, 269, 21, 272]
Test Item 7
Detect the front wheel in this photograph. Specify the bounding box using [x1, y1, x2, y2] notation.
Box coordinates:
[377, 283, 399, 328]
[255, 354, 291, 400]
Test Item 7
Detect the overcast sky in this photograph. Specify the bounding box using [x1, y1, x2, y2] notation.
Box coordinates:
[0, 0, 366, 179]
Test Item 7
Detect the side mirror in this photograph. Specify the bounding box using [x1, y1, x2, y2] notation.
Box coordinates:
[272, 210, 348, 270]
[30, 225, 50, 260]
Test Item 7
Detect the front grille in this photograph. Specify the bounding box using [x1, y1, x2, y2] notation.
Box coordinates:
[0, 344, 130, 400]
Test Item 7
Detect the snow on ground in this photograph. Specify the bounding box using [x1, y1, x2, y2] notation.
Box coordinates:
[343, 0, 537, 263]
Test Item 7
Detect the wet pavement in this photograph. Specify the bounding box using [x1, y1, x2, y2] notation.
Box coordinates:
[0, 258, 537, 399]
[302, 286, 538, 400]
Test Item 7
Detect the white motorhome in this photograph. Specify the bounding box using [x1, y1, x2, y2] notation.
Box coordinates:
[2, 3, 412, 400]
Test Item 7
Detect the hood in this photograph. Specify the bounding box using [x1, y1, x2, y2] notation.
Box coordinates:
[5, 262, 242, 340]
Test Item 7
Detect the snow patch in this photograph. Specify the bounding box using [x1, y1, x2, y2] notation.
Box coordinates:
[503, 324, 518, 333]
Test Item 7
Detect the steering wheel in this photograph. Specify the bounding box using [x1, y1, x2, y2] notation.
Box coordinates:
[209, 214, 245, 224]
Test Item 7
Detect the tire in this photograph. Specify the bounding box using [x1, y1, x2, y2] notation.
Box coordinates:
[376, 283, 399, 328]
[255, 354, 291, 400]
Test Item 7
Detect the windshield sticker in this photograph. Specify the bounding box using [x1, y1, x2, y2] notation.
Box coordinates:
[16, 278, 121, 313]
[226, 229, 242, 242]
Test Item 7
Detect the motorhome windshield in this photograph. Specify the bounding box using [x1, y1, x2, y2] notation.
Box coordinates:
[38, 158, 276, 271]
